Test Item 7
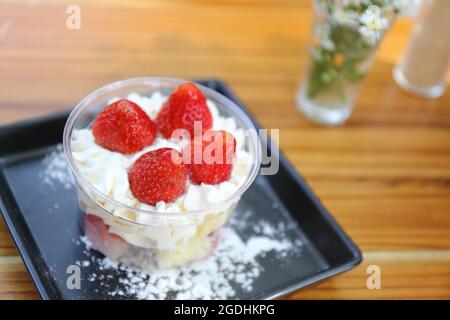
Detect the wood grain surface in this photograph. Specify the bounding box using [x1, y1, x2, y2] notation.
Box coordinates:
[0, 0, 449, 299]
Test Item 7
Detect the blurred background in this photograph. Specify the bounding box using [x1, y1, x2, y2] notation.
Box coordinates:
[0, 0, 449, 299]
[1, 0, 447, 125]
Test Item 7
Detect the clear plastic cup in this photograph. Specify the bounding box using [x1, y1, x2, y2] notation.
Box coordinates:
[63, 77, 261, 270]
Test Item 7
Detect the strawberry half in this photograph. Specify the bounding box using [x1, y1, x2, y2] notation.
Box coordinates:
[128, 148, 188, 205]
[156, 83, 212, 139]
[84, 214, 128, 259]
[92, 99, 157, 154]
[184, 130, 236, 185]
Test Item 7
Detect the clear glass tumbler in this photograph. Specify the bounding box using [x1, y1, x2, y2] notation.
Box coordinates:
[63, 77, 261, 270]
[297, 0, 399, 126]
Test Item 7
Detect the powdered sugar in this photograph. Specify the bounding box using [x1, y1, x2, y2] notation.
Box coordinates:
[245, 237, 291, 259]
[76, 215, 301, 300]
[40, 144, 73, 189]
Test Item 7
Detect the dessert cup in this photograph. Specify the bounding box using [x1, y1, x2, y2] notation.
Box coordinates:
[63, 77, 261, 270]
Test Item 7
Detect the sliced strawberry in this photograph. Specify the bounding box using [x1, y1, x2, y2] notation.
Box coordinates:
[184, 130, 236, 185]
[128, 148, 188, 205]
[155, 83, 212, 138]
[92, 99, 157, 154]
[84, 214, 128, 259]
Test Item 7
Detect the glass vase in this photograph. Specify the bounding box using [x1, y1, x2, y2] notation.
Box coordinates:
[297, 0, 399, 126]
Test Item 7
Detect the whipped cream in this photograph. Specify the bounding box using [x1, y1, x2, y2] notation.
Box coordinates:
[71, 92, 253, 259]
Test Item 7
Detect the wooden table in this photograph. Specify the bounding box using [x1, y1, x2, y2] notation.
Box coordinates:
[0, 0, 449, 300]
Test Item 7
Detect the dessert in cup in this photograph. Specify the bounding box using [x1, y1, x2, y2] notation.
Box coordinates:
[63, 78, 261, 270]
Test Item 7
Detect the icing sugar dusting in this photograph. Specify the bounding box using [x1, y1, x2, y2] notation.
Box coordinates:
[40, 144, 73, 189]
[77, 216, 301, 300]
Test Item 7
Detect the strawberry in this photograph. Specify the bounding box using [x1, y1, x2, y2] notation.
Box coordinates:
[155, 101, 173, 138]
[128, 148, 188, 205]
[156, 83, 212, 138]
[84, 214, 128, 259]
[184, 130, 236, 185]
[92, 99, 157, 154]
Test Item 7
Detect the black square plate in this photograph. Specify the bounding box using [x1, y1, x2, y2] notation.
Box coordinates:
[0, 79, 361, 300]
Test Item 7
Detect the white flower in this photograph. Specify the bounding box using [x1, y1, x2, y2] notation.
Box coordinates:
[358, 26, 378, 45]
[332, 7, 359, 27]
[358, 5, 389, 45]
[314, 23, 335, 51]
[393, 0, 422, 17]
[392, 0, 408, 12]
[360, 5, 389, 31]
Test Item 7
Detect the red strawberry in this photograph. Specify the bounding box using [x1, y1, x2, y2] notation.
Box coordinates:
[156, 83, 212, 138]
[92, 99, 157, 154]
[155, 102, 173, 138]
[128, 148, 188, 205]
[84, 214, 128, 259]
[184, 130, 236, 185]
